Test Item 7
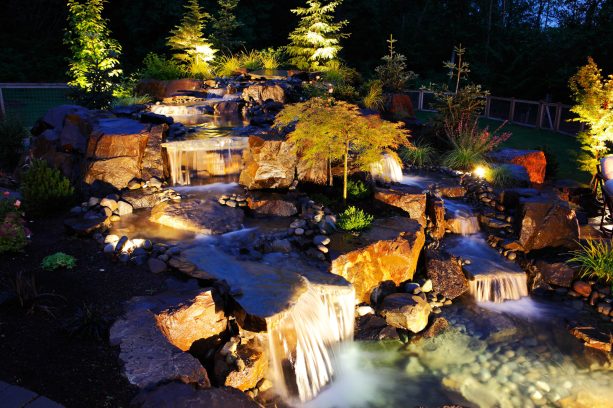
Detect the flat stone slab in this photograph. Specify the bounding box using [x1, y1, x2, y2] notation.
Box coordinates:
[0, 381, 64, 408]
[150, 198, 244, 234]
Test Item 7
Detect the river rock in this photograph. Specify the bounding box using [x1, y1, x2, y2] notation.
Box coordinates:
[374, 185, 427, 225]
[116, 200, 134, 216]
[330, 217, 425, 303]
[535, 260, 576, 287]
[425, 250, 469, 300]
[155, 288, 227, 352]
[109, 281, 210, 389]
[242, 83, 286, 104]
[490, 149, 547, 184]
[517, 197, 579, 252]
[216, 339, 268, 391]
[150, 199, 244, 234]
[121, 188, 174, 209]
[133, 383, 260, 408]
[355, 314, 400, 341]
[247, 194, 298, 217]
[572, 280, 592, 297]
[239, 135, 297, 190]
[378, 293, 432, 333]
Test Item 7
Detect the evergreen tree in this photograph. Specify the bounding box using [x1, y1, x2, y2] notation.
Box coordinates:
[64, 0, 122, 108]
[274, 97, 409, 200]
[211, 0, 243, 52]
[287, 0, 348, 71]
[167, 0, 216, 77]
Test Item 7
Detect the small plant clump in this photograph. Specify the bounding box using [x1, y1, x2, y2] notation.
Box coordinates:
[337, 206, 374, 231]
[63, 303, 111, 340]
[41, 252, 77, 271]
[0, 192, 28, 254]
[375, 34, 417, 93]
[141, 53, 186, 80]
[569, 240, 613, 285]
[347, 179, 371, 200]
[111, 94, 152, 108]
[400, 143, 435, 167]
[485, 165, 515, 188]
[20, 160, 75, 217]
[363, 80, 385, 111]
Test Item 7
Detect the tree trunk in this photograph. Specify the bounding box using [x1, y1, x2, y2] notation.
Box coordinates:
[343, 141, 349, 201]
[328, 155, 333, 186]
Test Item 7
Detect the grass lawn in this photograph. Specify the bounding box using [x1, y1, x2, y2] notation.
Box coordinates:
[414, 111, 591, 183]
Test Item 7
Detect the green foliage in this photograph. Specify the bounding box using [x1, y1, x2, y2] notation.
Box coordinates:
[443, 146, 486, 170]
[347, 179, 371, 200]
[534, 145, 559, 180]
[444, 44, 471, 94]
[141, 53, 186, 80]
[0, 193, 21, 221]
[211, 0, 243, 52]
[337, 206, 374, 231]
[287, 0, 348, 71]
[65, 0, 122, 109]
[485, 165, 515, 188]
[569, 57, 613, 174]
[432, 84, 488, 135]
[569, 240, 613, 284]
[0, 116, 27, 171]
[400, 143, 435, 167]
[240, 50, 263, 71]
[375, 35, 417, 93]
[259, 48, 285, 70]
[167, 0, 216, 77]
[215, 54, 242, 76]
[274, 97, 410, 200]
[0, 212, 27, 253]
[20, 160, 75, 217]
[41, 252, 77, 271]
[111, 94, 153, 108]
[363, 80, 385, 111]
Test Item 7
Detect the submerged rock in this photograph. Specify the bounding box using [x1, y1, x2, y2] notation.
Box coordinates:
[330, 217, 425, 303]
[378, 293, 432, 333]
[150, 199, 244, 234]
[425, 250, 469, 300]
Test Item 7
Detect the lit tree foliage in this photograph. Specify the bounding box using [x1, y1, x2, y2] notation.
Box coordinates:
[375, 34, 417, 93]
[211, 0, 243, 52]
[64, 0, 121, 107]
[167, 0, 216, 77]
[274, 97, 410, 200]
[569, 57, 613, 174]
[444, 44, 471, 94]
[287, 0, 348, 71]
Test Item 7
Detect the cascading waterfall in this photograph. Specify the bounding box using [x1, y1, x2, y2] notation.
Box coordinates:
[267, 283, 355, 402]
[163, 137, 248, 185]
[370, 153, 403, 183]
[469, 273, 529, 303]
[444, 200, 480, 236]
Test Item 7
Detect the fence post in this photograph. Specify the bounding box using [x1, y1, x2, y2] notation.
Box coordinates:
[418, 89, 424, 111]
[536, 101, 544, 129]
[485, 96, 491, 119]
[0, 87, 5, 118]
[554, 102, 563, 133]
[509, 98, 516, 123]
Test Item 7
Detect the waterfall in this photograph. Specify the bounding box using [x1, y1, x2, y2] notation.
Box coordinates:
[370, 153, 403, 183]
[469, 273, 528, 303]
[444, 199, 480, 235]
[267, 283, 355, 402]
[163, 137, 248, 185]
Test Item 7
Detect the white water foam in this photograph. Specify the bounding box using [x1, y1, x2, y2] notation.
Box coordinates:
[370, 154, 403, 183]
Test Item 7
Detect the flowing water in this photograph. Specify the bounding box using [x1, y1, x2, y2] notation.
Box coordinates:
[444, 199, 480, 236]
[370, 154, 403, 183]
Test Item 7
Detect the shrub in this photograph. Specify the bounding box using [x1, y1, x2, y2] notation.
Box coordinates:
[20, 160, 75, 217]
[347, 179, 371, 200]
[363, 80, 385, 111]
[41, 252, 77, 271]
[569, 239, 613, 284]
[240, 50, 263, 71]
[141, 53, 185, 80]
[215, 54, 242, 77]
[337, 206, 374, 231]
[0, 212, 27, 253]
[443, 146, 486, 170]
[431, 84, 488, 138]
[0, 192, 22, 220]
[259, 48, 284, 70]
[375, 35, 417, 93]
[400, 143, 435, 167]
[0, 116, 28, 171]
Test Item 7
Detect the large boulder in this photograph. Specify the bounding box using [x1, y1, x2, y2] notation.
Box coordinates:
[374, 185, 426, 225]
[534, 260, 576, 287]
[155, 289, 227, 352]
[330, 217, 425, 303]
[385, 93, 415, 117]
[84, 118, 150, 189]
[426, 195, 446, 240]
[378, 293, 431, 333]
[247, 193, 298, 217]
[150, 199, 244, 234]
[242, 84, 286, 104]
[425, 250, 469, 300]
[239, 135, 297, 190]
[141, 124, 167, 180]
[517, 197, 579, 252]
[490, 149, 547, 184]
[109, 281, 210, 389]
[134, 383, 260, 408]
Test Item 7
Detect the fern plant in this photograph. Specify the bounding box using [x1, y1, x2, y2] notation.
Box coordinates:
[337, 206, 374, 231]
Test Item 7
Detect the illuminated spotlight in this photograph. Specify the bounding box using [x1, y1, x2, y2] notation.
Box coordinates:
[473, 165, 487, 178]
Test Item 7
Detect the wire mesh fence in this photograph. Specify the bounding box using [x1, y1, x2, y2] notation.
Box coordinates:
[0, 83, 71, 128]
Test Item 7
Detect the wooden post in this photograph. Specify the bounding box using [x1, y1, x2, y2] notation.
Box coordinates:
[509, 98, 516, 123]
[0, 87, 5, 118]
[536, 101, 544, 129]
[485, 95, 491, 118]
[554, 102, 563, 133]
[418, 89, 424, 111]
